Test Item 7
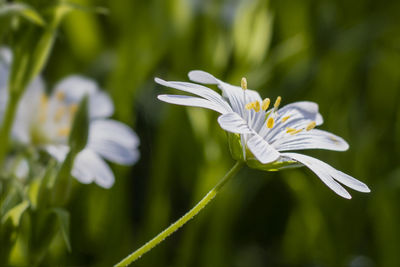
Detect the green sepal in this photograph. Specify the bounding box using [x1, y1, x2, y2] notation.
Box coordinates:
[227, 133, 244, 161]
[68, 95, 89, 153]
[227, 132, 301, 172]
[246, 158, 301, 172]
[51, 96, 89, 205]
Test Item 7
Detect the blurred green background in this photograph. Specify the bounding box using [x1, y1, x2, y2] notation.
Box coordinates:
[3, 0, 400, 266]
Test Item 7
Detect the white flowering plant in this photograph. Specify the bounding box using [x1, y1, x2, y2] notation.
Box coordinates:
[0, 3, 139, 265]
[115, 71, 370, 266]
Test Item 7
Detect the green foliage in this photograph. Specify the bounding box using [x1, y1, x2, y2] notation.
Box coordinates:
[0, 0, 399, 266]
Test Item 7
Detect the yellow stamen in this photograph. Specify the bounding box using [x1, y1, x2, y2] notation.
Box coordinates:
[245, 101, 260, 112]
[262, 98, 270, 111]
[245, 102, 254, 110]
[266, 117, 274, 128]
[56, 91, 65, 101]
[241, 77, 247, 90]
[57, 127, 70, 137]
[286, 127, 296, 134]
[69, 104, 78, 114]
[40, 94, 48, 106]
[39, 94, 48, 123]
[282, 115, 290, 122]
[286, 128, 303, 135]
[329, 136, 339, 143]
[274, 96, 281, 110]
[54, 107, 65, 122]
[306, 121, 316, 131]
[254, 101, 260, 112]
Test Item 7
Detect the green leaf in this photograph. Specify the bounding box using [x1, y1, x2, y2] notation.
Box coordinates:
[51, 208, 71, 252]
[0, 3, 45, 26]
[1, 200, 29, 227]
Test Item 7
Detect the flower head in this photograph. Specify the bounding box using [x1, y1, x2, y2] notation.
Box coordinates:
[155, 70, 370, 199]
[0, 47, 140, 188]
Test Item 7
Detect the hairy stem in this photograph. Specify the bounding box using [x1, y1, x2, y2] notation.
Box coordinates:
[115, 161, 244, 266]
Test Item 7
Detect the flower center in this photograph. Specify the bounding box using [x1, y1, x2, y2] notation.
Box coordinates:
[31, 92, 78, 145]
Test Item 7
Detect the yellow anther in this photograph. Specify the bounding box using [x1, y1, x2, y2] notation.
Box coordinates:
[286, 127, 296, 134]
[54, 107, 65, 122]
[245, 102, 254, 110]
[262, 98, 270, 111]
[274, 96, 281, 110]
[286, 128, 302, 135]
[56, 91, 65, 101]
[266, 117, 274, 128]
[57, 127, 70, 137]
[329, 136, 339, 143]
[281, 115, 291, 122]
[241, 77, 247, 90]
[40, 94, 48, 106]
[39, 94, 48, 122]
[245, 101, 260, 112]
[254, 101, 260, 112]
[69, 104, 78, 114]
[306, 121, 316, 131]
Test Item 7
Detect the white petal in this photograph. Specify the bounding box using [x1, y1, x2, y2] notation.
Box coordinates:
[0, 47, 12, 65]
[53, 75, 98, 101]
[90, 91, 114, 118]
[45, 145, 70, 162]
[279, 101, 323, 125]
[333, 170, 371, 193]
[188, 70, 219, 84]
[155, 77, 232, 113]
[273, 129, 349, 152]
[282, 152, 370, 198]
[12, 76, 46, 143]
[0, 48, 11, 122]
[247, 134, 280, 164]
[157, 94, 228, 114]
[52, 75, 113, 118]
[88, 119, 140, 165]
[72, 149, 115, 188]
[14, 159, 29, 180]
[217, 112, 253, 134]
[188, 70, 262, 115]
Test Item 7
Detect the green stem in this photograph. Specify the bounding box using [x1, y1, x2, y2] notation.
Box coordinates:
[0, 93, 20, 165]
[115, 161, 244, 267]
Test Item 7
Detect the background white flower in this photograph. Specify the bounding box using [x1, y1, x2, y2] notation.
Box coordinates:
[0, 47, 140, 188]
[155, 70, 370, 199]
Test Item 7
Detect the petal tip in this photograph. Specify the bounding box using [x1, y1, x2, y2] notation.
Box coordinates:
[188, 70, 218, 84]
[154, 77, 165, 84]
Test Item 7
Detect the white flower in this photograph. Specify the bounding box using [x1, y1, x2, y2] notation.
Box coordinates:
[155, 70, 370, 199]
[0, 47, 140, 188]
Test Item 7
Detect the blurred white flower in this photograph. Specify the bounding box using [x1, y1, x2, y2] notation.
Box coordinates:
[155, 70, 370, 199]
[0, 47, 140, 188]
